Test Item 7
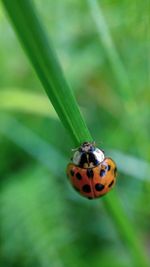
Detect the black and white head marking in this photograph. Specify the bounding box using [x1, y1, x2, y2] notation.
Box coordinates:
[72, 142, 105, 168]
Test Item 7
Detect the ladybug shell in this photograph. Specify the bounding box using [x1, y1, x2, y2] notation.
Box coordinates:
[67, 158, 117, 199]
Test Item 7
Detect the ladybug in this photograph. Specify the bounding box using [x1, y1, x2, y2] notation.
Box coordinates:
[66, 142, 117, 199]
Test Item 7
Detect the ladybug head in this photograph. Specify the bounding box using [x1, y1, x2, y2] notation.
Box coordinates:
[72, 142, 105, 168]
[79, 142, 95, 153]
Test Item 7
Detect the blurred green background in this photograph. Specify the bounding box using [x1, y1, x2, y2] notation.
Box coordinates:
[0, 0, 150, 267]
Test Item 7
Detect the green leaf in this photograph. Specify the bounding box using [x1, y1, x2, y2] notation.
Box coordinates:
[1, 0, 92, 146]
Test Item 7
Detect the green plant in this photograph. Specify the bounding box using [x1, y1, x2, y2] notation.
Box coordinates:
[1, 0, 149, 266]
[2, 0, 92, 146]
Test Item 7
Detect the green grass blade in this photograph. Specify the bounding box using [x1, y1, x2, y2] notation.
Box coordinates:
[103, 190, 149, 267]
[0, 89, 57, 118]
[0, 114, 67, 174]
[87, 0, 131, 100]
[1, 0, 149, 265]
[1, 0, 92, 146]
[0, 115, 149, 267]
[87, 0, 147, 161]
[109, 149, 150, 182]
[0, 88, 150, 182]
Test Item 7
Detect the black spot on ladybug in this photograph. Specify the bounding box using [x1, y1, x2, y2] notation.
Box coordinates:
[88, 197, 93, 200]
[82, 184, 91, 193]
[70, 170, 74, 176]
[100, 169, 106, 177]
[73, 186, 80, 192]
[86, 169, 94, 178]
[95, 183, 105, 191]
[114, 167, 117, 176]
[76, 172, 82, 180]
[108, 180, 114, 188]
[107, 165, 111, 171]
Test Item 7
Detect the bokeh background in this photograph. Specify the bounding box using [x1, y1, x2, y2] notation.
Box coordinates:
[0, 0, 150, 267]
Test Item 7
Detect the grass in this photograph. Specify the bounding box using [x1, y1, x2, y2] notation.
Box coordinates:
[1, 0, 149, 266]
[88, 0, 131, 100]
[0, 89, 150, 182]
[2, 0, 92, 146]
[0, 114, 149, 267]
[0, 89, 57, 118]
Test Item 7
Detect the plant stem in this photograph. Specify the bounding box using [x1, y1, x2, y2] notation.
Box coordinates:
[103, 190, 149, 267]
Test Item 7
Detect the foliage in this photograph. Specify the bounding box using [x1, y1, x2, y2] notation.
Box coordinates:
[0, 0, 149, 267]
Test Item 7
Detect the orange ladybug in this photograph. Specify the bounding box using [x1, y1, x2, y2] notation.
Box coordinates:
[66, 142, 117, 199]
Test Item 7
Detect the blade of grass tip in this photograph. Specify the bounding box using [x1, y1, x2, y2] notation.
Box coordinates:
[0, 112, 149, 182]
[1, 0, 92, 146]
[0, 89, 57, 118]
[0, 114, 149, 267]
[1, 89, 149, 182]
[87, 0, 131, 100]
[1, 91, 149, 182]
